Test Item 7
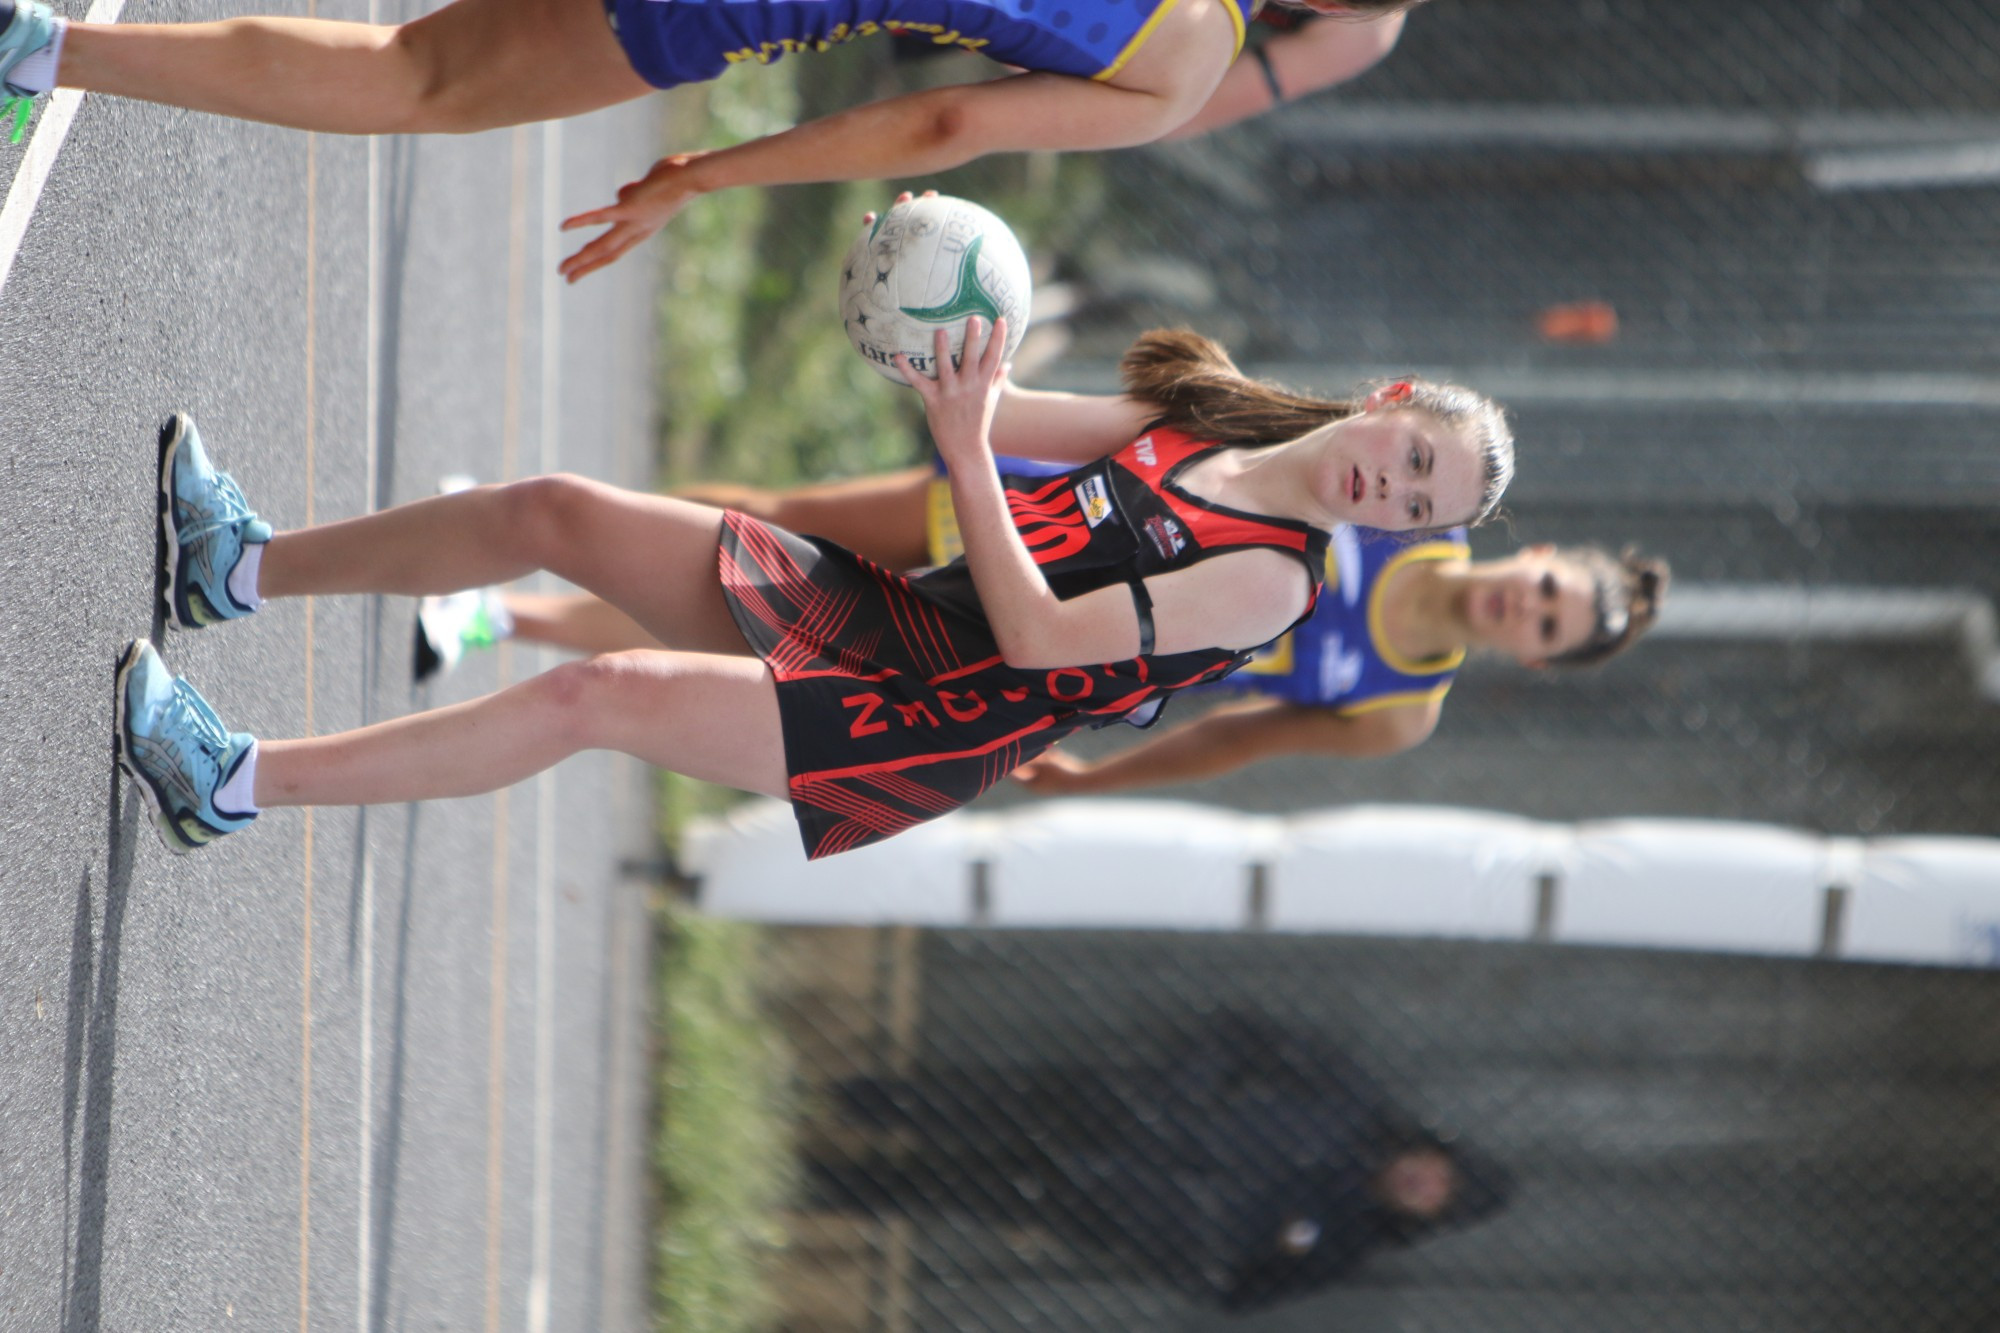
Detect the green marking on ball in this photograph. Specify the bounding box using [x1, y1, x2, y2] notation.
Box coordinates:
[899, 236, 1004, 324]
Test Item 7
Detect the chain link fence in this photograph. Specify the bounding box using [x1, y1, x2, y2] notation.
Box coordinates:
[696, 1, 2000, 1326]
[750, 925, 2000, 1331]
[996, 0, 2000, 834]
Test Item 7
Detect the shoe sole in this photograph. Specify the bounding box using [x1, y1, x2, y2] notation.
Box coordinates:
[157, 413, 195, 631]
[113, 639, 198, 855]
[413, 613, 445, 682]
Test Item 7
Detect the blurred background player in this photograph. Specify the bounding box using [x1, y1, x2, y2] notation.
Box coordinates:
[807, 1008, 1514, 1311]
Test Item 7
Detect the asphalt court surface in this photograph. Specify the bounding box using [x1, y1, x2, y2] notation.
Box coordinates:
[0, 4, 664, 1327]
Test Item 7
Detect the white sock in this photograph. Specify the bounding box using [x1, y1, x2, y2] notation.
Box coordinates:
[215, 740, 260, 816]
[228, 541, 265, 612]
[7, 18, 67, 95]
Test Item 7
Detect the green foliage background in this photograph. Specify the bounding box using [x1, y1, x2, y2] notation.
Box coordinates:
[656, 52, 1106, 492]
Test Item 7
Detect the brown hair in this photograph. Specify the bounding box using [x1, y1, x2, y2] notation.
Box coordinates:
[1118, 328, 1515, 526]
[1547, 546, 1670, 668]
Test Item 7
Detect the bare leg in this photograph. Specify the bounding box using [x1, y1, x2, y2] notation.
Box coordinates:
[259, 474, 747, 654]
[506, 591, 663, 655]
[254, 651, 788, 807]
[676, 466, 934, 571]
[58, 0, 650, 134]
[487, 469, 936, 653]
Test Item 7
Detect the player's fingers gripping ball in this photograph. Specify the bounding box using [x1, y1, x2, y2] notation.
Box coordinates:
[841, 194, 1032, 385]
[897, 317, 1010, 451]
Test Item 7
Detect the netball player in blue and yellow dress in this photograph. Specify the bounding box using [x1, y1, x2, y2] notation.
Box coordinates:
[0, 0, 1421, 278]
[1012, 524, 1666, 794]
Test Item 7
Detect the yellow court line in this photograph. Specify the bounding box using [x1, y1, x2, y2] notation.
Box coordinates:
[595, 876, 633, 1311]
[484, 782, 511, 1333]
[299, 124, 319, 1333]
[485, 122, 533, 1333]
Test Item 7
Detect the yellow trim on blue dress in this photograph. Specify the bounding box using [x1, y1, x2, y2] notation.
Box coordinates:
[1219, 0, 1247, 58]
[1095, 0, 1181, 80]
[1095, 0, 1245, 82]
[1240, 632, 1295, 676]
[1336, 683, 1454, 718]
[1365, 540, 1469, 677]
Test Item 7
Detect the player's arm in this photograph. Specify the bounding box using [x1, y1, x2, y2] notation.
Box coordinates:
[560, 72, 1206, 282]
[1013, 693, 1442, 792]
[986, 382, 1154, 464]
[916, 320, 1302, 669]
[1164, 13, 1407, 140]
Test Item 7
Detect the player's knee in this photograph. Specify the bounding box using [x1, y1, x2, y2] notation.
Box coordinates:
[504, 473, 606, 567]
[532, 651, 649, 747]
[528, 654, 607, 739]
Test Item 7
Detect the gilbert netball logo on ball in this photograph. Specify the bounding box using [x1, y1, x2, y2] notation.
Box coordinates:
[838, 195, 1032, 386]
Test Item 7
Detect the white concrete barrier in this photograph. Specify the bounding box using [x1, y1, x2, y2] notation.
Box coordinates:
[1845, 837, 2000, 967]
[685, 800, 2000, 969]
[1267, 806, 1557, 938]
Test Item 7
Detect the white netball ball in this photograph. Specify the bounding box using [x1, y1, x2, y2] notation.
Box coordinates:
[839, 195, 1033, 385]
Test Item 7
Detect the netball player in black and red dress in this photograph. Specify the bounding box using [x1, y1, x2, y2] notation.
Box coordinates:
[115, 317, 1514, 859]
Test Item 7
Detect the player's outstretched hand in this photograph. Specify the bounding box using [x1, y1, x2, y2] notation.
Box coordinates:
[559, 152, 712, 283]
[897, 316, 1009, 468]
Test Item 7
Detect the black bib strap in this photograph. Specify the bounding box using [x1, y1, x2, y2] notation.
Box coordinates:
[1128, 577, 1156, 656]
[1252, 43, 1285, 105]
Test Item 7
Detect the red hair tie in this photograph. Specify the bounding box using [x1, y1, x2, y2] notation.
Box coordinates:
[1385, 381, 1414, 404]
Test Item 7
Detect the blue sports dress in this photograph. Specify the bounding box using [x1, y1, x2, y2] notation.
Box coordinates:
[609, 0, 1253, 90]
[1229, 522, 1469, 715]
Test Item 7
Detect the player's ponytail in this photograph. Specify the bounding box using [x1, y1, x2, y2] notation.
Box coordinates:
[1548, 547, 1672, 668]
[1119, 328, 1356, 444]
[1119, 328, 1516, 526]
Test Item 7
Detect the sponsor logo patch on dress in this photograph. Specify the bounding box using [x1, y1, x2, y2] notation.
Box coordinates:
[1142, 514, 1187, 558]
[1075, 475, 1115, 527]
[1319, 633, 1365, 698]
[1132, 435, 1158, 468]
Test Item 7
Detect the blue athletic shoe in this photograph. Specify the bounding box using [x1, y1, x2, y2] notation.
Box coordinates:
[160, 413, 272, 630]
[0, 0, 60, 143]
[114, 639, 258, 853]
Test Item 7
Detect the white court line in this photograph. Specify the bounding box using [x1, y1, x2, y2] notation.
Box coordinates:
[0, 0, 126, 298]
[525, 118, 564, 1333]
[354, 115, 382, 1333]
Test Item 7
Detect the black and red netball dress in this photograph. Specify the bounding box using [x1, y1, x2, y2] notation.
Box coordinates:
[718, 426, 1331, 858]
